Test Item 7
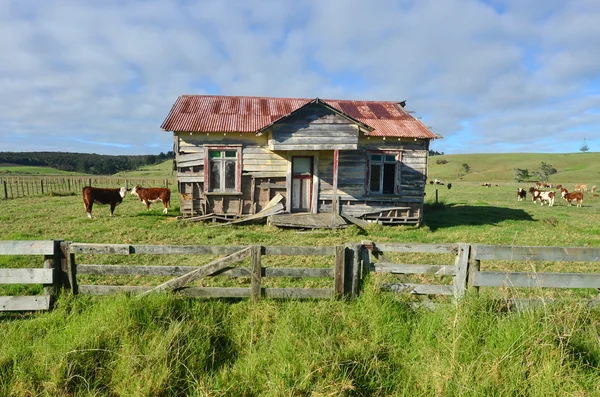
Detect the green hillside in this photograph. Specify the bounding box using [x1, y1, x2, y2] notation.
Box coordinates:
[114, 160, 175, 178]
[0, 164, 83, 176]
[428, 152, 600, 185]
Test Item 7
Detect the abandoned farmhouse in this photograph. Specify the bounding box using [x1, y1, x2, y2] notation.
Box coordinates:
[161, 95, 435, 226]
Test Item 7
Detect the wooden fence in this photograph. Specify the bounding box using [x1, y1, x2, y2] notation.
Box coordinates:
[2, 240, 600, 311]
[0, 176, 176, 199]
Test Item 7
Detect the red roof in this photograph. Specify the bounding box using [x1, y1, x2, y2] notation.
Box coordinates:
[161, 95, 435, 139]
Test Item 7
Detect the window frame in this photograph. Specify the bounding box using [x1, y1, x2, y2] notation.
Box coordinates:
[365, 150, 402, 195]
[203, 145, 242, 193]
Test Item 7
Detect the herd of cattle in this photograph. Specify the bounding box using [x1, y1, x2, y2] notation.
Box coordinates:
[516, 182, 596, 207]
[82, 185, 171, 218]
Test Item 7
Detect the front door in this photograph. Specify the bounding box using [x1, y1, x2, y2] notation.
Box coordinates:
[291, 156, 313, 212]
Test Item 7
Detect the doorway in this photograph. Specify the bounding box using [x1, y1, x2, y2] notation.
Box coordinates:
[291, 156, 313, 212]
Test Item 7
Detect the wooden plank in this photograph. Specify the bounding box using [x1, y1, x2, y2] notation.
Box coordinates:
[0, 240, 55, 255]
[270, 144, 357, 151]
[473, 271, 600, 289]
[453, 243, 470, 300]
[137, 247, 252, 296]
[79, 285, 251, 298]
[265, 268, 333, 278]
[374, 263, 456, 275]
[334, 245, 345, 298]
[0, 296, 51, 311]
[70, 243, 131, 255]
[0, 268, 53, 284]
[264, 246, 336, 256]
[341, 213, 370, 228]
[374, 243, 457, 254]
[380, 283, 454, 296]
[76, 264, 253, 277]
[472, 245, 600, 262]
[263, 288, 333, 299]
[251, 245, 262, 301]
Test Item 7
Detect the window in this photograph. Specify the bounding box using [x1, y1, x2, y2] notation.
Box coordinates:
[205, 147, 241, 192]
[368, 152, 398, 194]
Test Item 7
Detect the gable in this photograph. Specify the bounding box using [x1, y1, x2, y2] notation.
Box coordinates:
[267, 103, 360, 151]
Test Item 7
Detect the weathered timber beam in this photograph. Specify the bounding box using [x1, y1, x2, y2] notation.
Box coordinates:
[137, 247, 252, 296]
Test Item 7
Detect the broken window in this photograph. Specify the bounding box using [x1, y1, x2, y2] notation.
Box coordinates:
[368, 153, 398, 194]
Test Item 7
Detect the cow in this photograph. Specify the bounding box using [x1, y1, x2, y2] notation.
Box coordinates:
[538, 191, 555, 206]
[481, 183, 491, 187]
[517, 188, 527, 201]
[555, 184, 563, 190]
[580, 184, 588, 192]
[447, 183, 452, 190]
[82, 186, 127, 219]
[130, 185, 171, 214]
[562, 191, 583, 207]
[529, 187, 541, 202]
[592, 185, 597, 193]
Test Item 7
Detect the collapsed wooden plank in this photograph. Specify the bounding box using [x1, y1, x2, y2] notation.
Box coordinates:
[212, 194, 285, 226]
[340, 212, 370, 228]
[137, 247, 252, 297]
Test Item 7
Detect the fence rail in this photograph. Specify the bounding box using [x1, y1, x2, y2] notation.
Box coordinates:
[2, 240, 600, 312]
[0, 176, 176, 199]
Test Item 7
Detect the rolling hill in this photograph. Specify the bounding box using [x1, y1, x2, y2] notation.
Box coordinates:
[427, 152, 600, 184]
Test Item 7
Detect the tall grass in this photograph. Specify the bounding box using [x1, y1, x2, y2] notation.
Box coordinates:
[1, 286, 600, 395]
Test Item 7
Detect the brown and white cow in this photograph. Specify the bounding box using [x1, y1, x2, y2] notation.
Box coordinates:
[130, 185, 171, 214]
[562, 191, 583, 207]
[538, 191, 555, 206]
[529, 187, 554, 206]
[555, 184, 563, 190]
[82, 186, 127, 219]
[592, 185, 597, 193]
[517, 188, 527, 201]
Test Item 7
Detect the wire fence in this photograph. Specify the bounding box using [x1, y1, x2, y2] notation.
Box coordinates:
[0, 176, 177, 200]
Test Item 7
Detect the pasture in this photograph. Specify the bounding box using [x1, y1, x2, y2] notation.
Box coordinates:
[1, 180, 600, 395]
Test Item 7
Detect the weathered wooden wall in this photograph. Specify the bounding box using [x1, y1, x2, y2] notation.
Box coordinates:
[267, 103, 359, 151]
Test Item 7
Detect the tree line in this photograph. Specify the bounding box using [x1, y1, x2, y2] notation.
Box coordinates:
[0, 151, 174, 175]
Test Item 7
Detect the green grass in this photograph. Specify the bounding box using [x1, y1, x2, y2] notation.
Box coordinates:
[429, 152, 600, 184]
[1, 177, 600, 395]
[0, 165, 83, 176]
[114, 160, 175, 178]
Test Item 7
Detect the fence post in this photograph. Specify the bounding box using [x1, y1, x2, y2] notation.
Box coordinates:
[3, 181, 7, 200]
[343, 243, 362, 298]
[251, 245, 262, 301]
[41, 180, 44, 194]
[43, 240, 63, 309]
[453, 243, 470, 301]
[468, 245, 480, 294]
[334, 245, 345, 298]
[88, 178, 92, 187]
[59, 242, 78, 294]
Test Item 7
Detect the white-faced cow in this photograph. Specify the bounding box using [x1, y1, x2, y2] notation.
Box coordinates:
[130, 185, 171, 214]
[538, 191, 555, 206]
[517, 188, 527, 201]
[82, 186, 127, 219]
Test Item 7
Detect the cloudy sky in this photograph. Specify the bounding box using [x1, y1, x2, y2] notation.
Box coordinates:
[1, 0, 599, 155]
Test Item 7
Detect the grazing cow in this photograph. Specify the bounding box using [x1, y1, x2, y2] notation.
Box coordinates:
[562, 191, 583, 207]
[130, 185, 171, 214]
[517, 188, 527, 201]
[580, 184, 588, 192]
[592, 185, 597, 193]
[447, 183, 452, 190]
[82, 186, 127, 219]
[481, 183, 491, 187]
[574, 184, 581, 191]
[535, 182, 543, 188]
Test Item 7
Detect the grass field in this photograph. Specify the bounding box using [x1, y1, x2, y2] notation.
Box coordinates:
[1, 167, 600, 395]
[0, 164, 83, 176]
[428, 152, 600, 185]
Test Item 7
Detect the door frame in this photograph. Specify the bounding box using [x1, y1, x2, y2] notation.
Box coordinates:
[286, 152, 319, 214]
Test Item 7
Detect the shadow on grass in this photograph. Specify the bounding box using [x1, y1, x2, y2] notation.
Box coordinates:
[423, 202, 534, 231]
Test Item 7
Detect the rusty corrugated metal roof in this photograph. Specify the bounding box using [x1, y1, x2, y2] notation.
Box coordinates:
[160, 95, 435, 139]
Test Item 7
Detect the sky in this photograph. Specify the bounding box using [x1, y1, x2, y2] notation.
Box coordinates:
[1, 0, 599, 155]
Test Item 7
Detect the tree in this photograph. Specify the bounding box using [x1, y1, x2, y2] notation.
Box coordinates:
[457, 163, 471, 178]
[580, 138, 590, 153]
[514, 168, 530, 182]
[535, 162, 557, 182]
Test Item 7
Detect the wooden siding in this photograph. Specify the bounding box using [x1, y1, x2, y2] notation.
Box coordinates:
[268, 104, 359, 151]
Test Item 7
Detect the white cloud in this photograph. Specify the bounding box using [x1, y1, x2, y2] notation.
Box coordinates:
[0, 0, 598, 155]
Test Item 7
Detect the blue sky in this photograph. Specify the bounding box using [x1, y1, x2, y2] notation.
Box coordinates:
[1, 0, 599, 155]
